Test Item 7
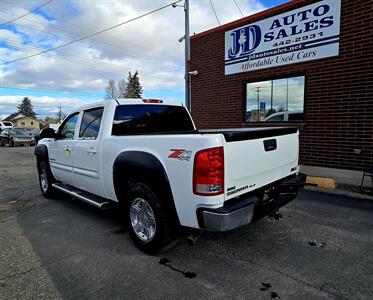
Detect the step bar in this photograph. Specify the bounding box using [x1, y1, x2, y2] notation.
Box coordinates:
[52, 183, 112, 209]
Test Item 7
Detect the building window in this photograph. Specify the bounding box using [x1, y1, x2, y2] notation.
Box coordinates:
[245, 76, 305, 123]
[31, 122, 34, 125]
[21, 122, 25, 125]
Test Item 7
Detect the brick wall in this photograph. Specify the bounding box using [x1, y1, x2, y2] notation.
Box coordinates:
[189, 0, 373, 172]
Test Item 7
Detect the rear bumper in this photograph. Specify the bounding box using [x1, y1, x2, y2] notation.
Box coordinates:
[197, 174, 304, 232]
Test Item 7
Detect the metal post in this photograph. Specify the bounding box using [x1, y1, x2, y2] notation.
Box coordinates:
[184, 0, 190, 111]
[255, 87, 261, 122]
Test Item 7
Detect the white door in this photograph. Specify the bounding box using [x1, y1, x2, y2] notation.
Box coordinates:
[72, 107, 105, 197]
[49, 113, 79, 186]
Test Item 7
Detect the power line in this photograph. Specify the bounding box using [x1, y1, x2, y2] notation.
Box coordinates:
[0, 0, 54, 27]
[233, 0, 244, 17]
[1, 0, 182, 65]
[209, 0, 221, 25]
[3, 39, 182, 79]
[0, 10, 182, 63]
[0, 86, 104, 98]
[3, 39, 141, 72]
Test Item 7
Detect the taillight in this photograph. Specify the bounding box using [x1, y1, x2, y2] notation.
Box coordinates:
[193, 147, 224, 196]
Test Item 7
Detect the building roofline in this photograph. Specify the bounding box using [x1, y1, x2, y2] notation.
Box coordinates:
[190, 0, 307, 40]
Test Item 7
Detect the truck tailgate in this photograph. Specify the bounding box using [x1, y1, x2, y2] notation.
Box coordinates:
[221, 127, 299, 200]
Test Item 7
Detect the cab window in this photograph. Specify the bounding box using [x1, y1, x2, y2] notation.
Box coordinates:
[58, 113, 79, 139]
[79, 107, 104, 139]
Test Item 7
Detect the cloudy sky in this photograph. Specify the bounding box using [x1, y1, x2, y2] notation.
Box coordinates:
[0, 0, 287, 119]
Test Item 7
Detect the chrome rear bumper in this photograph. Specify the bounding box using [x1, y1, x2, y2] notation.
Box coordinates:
[202, 204, 255, 232]
[198, 174, 303, 232]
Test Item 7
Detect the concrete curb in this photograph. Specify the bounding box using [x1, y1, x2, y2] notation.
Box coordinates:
[304, 185, 373, 201]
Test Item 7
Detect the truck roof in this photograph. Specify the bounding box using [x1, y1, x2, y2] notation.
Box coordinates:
[71, 98, 184, 114]
[116, 98, 183, 106]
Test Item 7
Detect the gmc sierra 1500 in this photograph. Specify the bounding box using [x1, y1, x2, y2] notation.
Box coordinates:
[35, 98, 300, 253]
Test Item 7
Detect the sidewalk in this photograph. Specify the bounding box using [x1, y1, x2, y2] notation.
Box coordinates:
[304, 185, 373, 201]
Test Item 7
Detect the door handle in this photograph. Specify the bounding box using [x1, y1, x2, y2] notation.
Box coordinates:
[87, 149, 97, 154]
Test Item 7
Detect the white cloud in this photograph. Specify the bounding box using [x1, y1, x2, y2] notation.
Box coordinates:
[0, 95, 90, 118]
[0, 29, 23, 44]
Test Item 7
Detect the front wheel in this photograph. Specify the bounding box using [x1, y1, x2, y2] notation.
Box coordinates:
[38, 161, 56, 198]
[127, 182, 170, 254]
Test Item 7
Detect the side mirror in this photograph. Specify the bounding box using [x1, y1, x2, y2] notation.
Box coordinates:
[40, 128, 56, 139]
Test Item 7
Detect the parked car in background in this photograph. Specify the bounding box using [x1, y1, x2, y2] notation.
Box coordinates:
[264, 111, 304, 122]
[0, 121, 14, 132]
[48, 124, 60, 132]
[0, 128, 34, 146]
[27, 128, 39, 136]
[27, 129, 40, 145]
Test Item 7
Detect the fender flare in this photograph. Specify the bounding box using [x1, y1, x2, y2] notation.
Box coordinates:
[34, 144, 55, 181]
[34, 144, 49, 167]
[113, 151, 180, 227]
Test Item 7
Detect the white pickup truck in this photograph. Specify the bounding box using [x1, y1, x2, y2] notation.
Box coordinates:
[35, 99, 300, 253]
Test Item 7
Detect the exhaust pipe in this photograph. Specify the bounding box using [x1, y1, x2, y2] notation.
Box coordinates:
[269, 210, 282, 220]
[186, 231, 202, 246]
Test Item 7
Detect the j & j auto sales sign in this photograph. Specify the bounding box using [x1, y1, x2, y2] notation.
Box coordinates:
[225, 0, 341, 75]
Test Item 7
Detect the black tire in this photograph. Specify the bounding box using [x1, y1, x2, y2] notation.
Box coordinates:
[126, 181, 171, 254]
[38, 161, 56, 198]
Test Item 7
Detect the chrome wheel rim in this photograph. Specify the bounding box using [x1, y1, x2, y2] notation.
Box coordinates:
[130, 198, 156, 242]
[40, 169, 48, 194]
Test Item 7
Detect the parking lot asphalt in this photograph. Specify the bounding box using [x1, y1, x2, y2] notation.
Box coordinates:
[0, 146, 372, 300]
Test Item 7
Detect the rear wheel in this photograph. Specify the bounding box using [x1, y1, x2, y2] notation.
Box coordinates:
[126, 181, 170, 254]
[38, 161, 56, 198]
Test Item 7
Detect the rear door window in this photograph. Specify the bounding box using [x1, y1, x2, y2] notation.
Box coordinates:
[112, 105, 194, 135]
[79, 108, 104, 139]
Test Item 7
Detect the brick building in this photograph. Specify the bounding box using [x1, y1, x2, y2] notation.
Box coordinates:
[189, 0, 373, 186]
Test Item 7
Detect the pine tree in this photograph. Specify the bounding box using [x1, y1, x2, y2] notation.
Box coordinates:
[17, 97, 36, 117]
[124, 71, 143, 98]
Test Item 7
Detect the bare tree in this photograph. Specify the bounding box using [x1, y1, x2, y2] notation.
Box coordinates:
[117, 78, 126, 98]
[56, 106, 66, 123]
[104, 79, 118, 99]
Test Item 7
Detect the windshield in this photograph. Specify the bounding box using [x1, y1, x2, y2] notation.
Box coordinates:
[8, 128, 30, 136]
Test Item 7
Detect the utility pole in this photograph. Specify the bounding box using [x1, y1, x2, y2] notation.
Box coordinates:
[57, 106, 62, 123]
[184, 0, 190, 111]
[173, 0, 190, 111]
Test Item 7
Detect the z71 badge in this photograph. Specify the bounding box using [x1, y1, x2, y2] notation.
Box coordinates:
[168, 149, 192, 161]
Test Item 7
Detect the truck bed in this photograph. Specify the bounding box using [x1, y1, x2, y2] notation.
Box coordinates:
[198, 127, 298, 142]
